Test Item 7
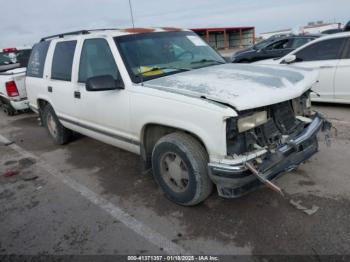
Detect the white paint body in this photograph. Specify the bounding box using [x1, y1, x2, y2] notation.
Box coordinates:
[255, 32, 350, 104]
[26, 29, 318, 164]
[0, 67, 29, 110]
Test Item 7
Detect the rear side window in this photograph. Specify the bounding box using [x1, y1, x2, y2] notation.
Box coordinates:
[27, 41, 50, 78]
[51, 41, 76, 81]
[78, 38, 119, 83]
[343, 38, 350, 59]
[295, 38, 346, 62]
[290, 38, 314, 49]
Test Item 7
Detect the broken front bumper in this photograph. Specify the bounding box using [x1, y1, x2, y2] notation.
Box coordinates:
[208, 113, 331, 198]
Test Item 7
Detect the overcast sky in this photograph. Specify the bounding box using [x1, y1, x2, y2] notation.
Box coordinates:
[1, 0, 349, 47]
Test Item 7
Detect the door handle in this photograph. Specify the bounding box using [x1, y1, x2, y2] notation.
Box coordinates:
[74, 91, 81, 99]
[48, 86, 53, 93]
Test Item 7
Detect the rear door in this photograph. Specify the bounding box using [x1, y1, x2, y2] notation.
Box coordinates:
[46, 40, 80, 121]
[291, 37, 347, 100]
[334, 37, 350, 101]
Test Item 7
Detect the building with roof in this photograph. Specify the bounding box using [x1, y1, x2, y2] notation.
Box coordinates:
[259, 28, 293, 40]
[300, 21, 342, 34]
[191, 27, 255, 50]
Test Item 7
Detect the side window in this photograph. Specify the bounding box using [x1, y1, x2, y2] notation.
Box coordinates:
[295, 38, 346, 62]
[266, 39, 289, 50]
[290, 38, 314, 49]
[343, 39, 350, 59]
[51, 41, 77, 81]
[79, 39, 119, 83]
[27, 41, 50, 78]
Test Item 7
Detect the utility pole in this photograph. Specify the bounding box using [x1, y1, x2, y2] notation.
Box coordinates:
[128, 0, 135, 28]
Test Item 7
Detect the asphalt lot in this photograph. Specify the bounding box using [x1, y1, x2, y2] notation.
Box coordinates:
[1, 103, 350, 258]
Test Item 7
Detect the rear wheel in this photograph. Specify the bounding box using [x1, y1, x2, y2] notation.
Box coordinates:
[42, 104, 72, 145]
[3, 104, 16, 116]
[152, 132, 213, 206]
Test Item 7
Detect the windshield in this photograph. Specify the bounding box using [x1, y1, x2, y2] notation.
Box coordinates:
[114, 31, 225, 83]
[0, 49, 31, 72]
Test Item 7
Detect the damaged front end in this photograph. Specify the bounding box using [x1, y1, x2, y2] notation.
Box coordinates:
[208, 91, 332, 198]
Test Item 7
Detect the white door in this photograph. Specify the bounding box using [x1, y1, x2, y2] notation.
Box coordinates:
[47, 40, 80, 121]
[334, 38, 350, 101]
[290, 37, 347, 101]
[73, 38, 136, 151]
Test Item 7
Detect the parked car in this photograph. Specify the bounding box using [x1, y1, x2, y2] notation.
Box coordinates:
[231, 35, 319, 63]
[0, 47, 31, 72]
[26, 28, 330, 205]
[345, 20, 350, 32]
[0, 47, 31, 115]
[322, 28, 343, 34]
[255, 32, 350, 104]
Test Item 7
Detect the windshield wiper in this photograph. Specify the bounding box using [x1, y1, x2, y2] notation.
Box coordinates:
[190, 59, 225, 65]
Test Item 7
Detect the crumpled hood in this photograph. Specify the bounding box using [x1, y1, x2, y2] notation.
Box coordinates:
[144, 63, 318, 111]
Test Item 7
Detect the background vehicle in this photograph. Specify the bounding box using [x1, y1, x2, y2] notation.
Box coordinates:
[26, 28, 329, 206]
[322, 28, 344, 34]
[0, 47, 31, 72]
[0, 47, 31, 115]
[231, 35, 319, 63]
[345, 20, 350, 32]
[255, 32, 350, 104]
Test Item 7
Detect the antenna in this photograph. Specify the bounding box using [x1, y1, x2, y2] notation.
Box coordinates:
[128, 0, 135, 28]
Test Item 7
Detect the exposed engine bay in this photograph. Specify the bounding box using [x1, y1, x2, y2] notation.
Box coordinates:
[226, 91, 316, 156]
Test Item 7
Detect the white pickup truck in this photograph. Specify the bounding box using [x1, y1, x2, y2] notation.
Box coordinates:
[0, 47, 31, 115]
[26, 28, 331, 205]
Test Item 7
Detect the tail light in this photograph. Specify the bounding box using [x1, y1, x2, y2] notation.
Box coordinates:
[5, 81, 19, 97]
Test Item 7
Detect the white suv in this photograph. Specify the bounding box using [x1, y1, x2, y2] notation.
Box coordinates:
[26, 28, 330, 205]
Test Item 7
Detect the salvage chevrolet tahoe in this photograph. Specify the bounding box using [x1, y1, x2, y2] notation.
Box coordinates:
[26, 28, 331, 206]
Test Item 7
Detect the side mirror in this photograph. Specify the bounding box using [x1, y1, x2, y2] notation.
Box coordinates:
[283, 54, 296, 64]
[86, 75, 124, 92]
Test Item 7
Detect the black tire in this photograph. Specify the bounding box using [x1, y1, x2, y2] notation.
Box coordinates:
[3, 104, 16, 116]
[152, 132, 213, 206]
[42, 104, 72, 145]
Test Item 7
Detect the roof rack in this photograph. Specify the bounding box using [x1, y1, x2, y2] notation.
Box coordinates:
[40, 28, 119, 42]
[40, 30, 90, 42]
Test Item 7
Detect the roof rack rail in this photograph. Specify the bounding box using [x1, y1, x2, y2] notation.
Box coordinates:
[40, 30, 90, 42]
[40, 28, 120, 42]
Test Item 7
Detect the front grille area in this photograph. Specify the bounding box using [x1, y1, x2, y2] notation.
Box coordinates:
[271, 101, 300, 134]
[227, 100, 306, 155]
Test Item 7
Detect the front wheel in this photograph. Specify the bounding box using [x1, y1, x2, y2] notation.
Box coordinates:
[42, 104, 72, 145]
[152, 132, 213, 206]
